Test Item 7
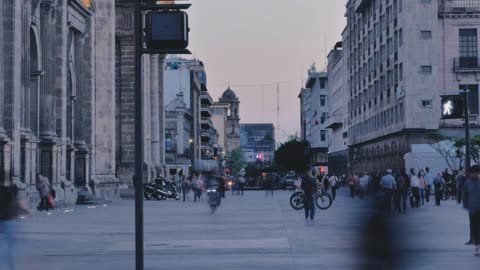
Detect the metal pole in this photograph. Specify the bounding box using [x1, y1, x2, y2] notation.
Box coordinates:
[134, 0, 144, 269]
[464, 88, 471, 169]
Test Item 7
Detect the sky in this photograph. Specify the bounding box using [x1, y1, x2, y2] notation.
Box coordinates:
[186, 0, 347, 143]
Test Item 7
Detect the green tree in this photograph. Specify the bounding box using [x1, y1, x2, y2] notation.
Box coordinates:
[274, 139, 311, 174]
[229, 147, 246, 176]
[454, 135, 480, 165]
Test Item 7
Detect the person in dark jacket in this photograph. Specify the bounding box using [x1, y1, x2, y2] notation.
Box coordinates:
[301, 169, 318, 220]
[463, 165, 480, 254]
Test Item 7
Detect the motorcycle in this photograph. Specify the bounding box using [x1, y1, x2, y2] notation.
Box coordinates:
[207, 187, 220, 213]
[144, 178, 181, 201]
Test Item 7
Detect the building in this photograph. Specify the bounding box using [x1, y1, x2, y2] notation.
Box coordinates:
[240, 124, 276, 165]
[0, 0, 118, 205]
[219, 87, 241, 154]
[298, 65, 329, 172]
[326, 42, 349, 176]
[343, 0, 480, 172]
[211, 102, 231, 155]
[115, 1, 166, 188]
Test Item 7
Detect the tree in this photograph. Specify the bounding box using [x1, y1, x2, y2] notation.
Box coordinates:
[274, 139, 311, 174]
[229, 147, 246, 176]
[454, 135, 480, 166]
[427, 132, 461, 170]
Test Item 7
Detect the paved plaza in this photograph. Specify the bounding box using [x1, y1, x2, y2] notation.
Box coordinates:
[5, 189, 479, 270]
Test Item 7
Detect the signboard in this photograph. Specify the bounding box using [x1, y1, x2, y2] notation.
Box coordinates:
[441, 95, 464, 119]
[146, 11, 189, 49]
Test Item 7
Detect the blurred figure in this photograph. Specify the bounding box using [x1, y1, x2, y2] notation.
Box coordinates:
[0, 183, 30, 270]
[358, 173, 369, 200]
[238, 174, 246, 195]
[328, 174, 339, 200]
[433, 172, 446, 206]
[380, 169, 396, 212]
[395, 169, 409, 214]
[191, 173, 202, 202]
[463, 165, 480, 253]
[181, 176, 191, 202]
[301, 169, 317, 221]
[36, 174, 51, 211]
[348, 174, 358, 198]
[418, 170, 427, 205]
[456, 167, 467, 205]
[409, 169, 420, 208]
[425, 167, 434, 203]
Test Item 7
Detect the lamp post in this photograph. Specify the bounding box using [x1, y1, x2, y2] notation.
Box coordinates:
[463, 87, 471, 169]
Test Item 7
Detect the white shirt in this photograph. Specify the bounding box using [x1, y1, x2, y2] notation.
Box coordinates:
[328, 176, 338, 187]
[425, 172, 434, 186]
[410, 175, 420, 188]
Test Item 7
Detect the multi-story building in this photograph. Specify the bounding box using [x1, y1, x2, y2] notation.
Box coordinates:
[343, 0, 480, 172]
[298, 66, 329, 172]
[211, 102, 231, 155]
[240, 124, 276, 165]
[219, 88, 241, 154]
[326, 42, 349, 176]
[0, 0, 118, 205]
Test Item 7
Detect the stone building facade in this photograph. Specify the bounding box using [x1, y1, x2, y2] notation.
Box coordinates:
[0, 0, 118, 206]
[219, 88, 241, 154]
[115, 0, 166, 187]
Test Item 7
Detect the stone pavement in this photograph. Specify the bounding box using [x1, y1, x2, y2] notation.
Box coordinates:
[4, 189, 479, 270]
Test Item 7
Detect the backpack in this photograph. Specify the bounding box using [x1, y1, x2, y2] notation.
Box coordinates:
[396, 175, 406, 190]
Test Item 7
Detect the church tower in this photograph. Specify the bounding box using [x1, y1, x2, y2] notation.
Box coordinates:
[219, 87, 240, 153]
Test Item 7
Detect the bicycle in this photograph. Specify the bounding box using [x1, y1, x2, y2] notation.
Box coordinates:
[289, 188, 333, 210]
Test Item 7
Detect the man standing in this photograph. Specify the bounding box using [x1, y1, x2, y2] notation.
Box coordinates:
[463, 165, 480, 253]
[425, 167, 434, 203]
[456, 168, 467, 204]
[409, 169, 420, 208]
[301, 169, 318, 221]
[380, 169, 396, 212]
[433, 173, 446, 206]
[395, 169, 409, 214]
[328, 174, 339, 200]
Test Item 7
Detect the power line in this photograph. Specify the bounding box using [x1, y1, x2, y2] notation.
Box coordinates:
[209, 79, 301, 88]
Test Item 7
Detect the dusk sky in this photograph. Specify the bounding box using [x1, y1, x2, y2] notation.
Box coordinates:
[186, 0, 347, 143]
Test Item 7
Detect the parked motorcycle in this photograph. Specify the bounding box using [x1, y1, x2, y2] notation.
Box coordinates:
[144, 178, 181, 201]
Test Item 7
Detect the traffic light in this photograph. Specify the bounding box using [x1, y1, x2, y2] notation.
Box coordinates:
[441, 95, 464, 119]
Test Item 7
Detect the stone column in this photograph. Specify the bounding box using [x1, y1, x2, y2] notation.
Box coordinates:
[150, 55, 161, 168]
[0, 0, 5, 140]
[39, 0, 56, 139]
[74, 33, 86, 148]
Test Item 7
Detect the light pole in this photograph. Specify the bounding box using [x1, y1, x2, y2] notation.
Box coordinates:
[463, 87, 471, 169]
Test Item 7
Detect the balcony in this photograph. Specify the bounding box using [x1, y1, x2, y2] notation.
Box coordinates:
[440, 0, 480, 13]
[201, 117, 213, 129]
[325, 114, 344, 129]
[200, 93, 213, 105]
[201, 128, 214, 142]
[454, 57, 480, 72]
[201, 104, 212, 117]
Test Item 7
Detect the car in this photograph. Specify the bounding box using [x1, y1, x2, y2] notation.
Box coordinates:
[281, 175, 296, 190]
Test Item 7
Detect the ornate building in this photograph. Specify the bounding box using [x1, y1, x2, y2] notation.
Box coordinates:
[219, 88, 241, 154]
[0, 0, 118, 205]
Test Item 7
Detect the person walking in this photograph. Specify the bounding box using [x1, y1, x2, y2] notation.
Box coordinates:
[456, 168, 467, 205]
[418, 170, 427, 205]
[301, 169, 318, 221]
[395, 169, 409, 214]
[191, 174, 201, 202]
[425, 167, 434, 203]
[0, 183, 30, 270]
[358, 173, 369, 199]
[36, 174, 51, 211]
[328, 174, 339, 200]
[433, 172, 446, 206]
[348, 174, 358, 198]
[238, 175, 246, 196]
[181, 176, 191, 202]
[462, 165, 480, 254]
[379, 169, 396, 212]
[409, 169, 420, 208]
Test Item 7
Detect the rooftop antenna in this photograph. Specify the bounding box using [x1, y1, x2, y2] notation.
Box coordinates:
[276, 82, 280, 143]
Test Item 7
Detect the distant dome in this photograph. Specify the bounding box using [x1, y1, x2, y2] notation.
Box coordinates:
[221, 87, 237, 100]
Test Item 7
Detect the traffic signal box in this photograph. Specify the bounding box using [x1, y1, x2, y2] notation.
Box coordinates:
[441, 95, 464, 119]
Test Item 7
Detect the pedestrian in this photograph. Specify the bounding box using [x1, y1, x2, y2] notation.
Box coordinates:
[462, 165, 480, 254]
[328, 174, 339, 200]
[0, 183, 30, 270]
[380, 169, 396, 212]
[425, 167, 434, 203]
[348, 174, 357, 198]
[456, 167, 467, 205]
[358, 173, 369, 199]
[238, 175, 246, 195]
[418, 169, 427, 205]
[433, 172, 446, 206]
[192, 173, 201, 202]
[36, 174, 51, 211]
[395, 169, 409, 214]
[301, 169, 318, 221]
[409, 169, 420, 208]
[181, 176, 191, 202]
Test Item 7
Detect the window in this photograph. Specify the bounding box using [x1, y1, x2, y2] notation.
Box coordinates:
[420, 65, 432, 74]
[320, 95, 326, 106]
[320, 113, 326, 124]
[320, 79, 326, 89]
[399, 28, 403, 47]
[420, 30, 432, 39]
[421, 100, 432, 108]
[320, 130, 326, 142]
[343, 132, 348, 139]
[459, 29, 478, 68]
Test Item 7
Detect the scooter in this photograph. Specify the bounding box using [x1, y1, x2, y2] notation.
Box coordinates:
[207, 187, 220, 213]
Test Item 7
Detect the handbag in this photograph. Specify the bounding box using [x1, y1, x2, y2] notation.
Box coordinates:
[48, 194, 55, 208]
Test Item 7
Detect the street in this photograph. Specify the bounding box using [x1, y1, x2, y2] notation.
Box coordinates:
[9, 189, 479, 270]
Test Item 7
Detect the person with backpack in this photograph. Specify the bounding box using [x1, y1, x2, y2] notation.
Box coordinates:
[0, 184, 30, 270]
[395, 169, 409, 214]
[433, 172, 446, 206]
[36, 174, 52, 211]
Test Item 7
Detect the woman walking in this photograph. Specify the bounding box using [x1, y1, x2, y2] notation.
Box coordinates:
[418, 170, 427, 205]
